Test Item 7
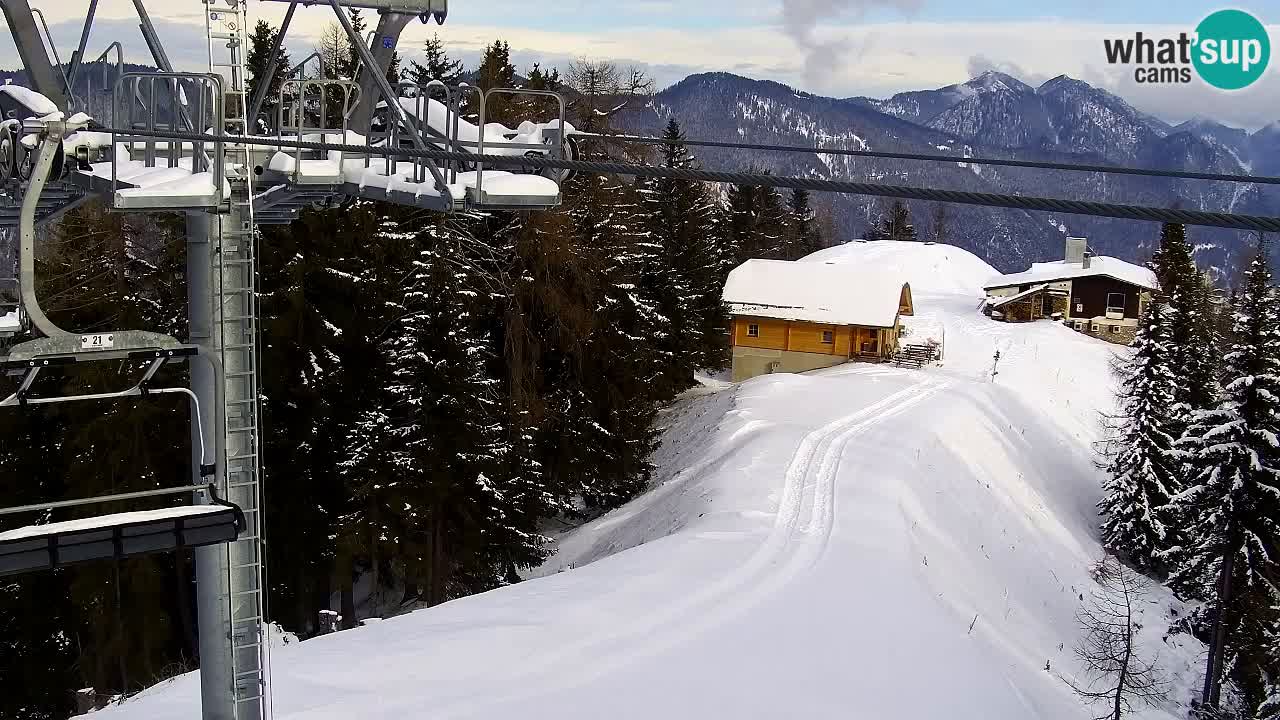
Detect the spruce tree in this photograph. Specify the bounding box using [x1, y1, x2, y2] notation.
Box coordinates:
[638, 118, 728, 385]
[408, 33, 463, 85]
[1165, 239, 1280, 711]
[930, 202, 949, 244]
[781, 188, 823, 260]
[1100, 298, 1180, 571]
[476, 40, 517, 124]
[867, 200, 916, 241]
[1151, 222, 1197, 293]
[1151, 222, 1218, 424]
[341, 9, 367, 79]
[725, 181, 758, 266]
[246, 20, 291, 130]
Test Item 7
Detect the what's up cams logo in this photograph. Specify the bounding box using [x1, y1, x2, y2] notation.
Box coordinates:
[1103, 9, 1271, 90]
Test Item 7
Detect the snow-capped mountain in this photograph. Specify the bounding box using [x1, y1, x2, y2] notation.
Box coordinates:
[1251, 122, 1280, 176]
[625, 71, 1279, 276]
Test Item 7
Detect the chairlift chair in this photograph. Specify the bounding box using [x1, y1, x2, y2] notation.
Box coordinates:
[0, 107, 243, 578]
[0, 484, 244, 577]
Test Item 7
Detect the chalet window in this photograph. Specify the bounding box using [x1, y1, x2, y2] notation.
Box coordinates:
[821, 330, 834, 344]
[1075, 302, 1084, 314]
[1106, 293, 1126, 316]
[1074, 321, 1084, 331]
[1091, 324, 1100, 333]
[1110, 325, 1121, 334]
[747, 323, 760, 338]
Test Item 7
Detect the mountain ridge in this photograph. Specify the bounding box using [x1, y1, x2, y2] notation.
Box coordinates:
[630, 70, 1278, 275]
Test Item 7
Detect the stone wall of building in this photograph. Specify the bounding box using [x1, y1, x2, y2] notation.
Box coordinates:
[1064, 318, 1136, 345]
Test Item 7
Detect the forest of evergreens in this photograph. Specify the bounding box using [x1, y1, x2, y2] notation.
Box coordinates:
[0, 24, 828, 716]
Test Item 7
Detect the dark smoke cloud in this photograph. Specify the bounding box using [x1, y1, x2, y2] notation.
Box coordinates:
[780, 0, 923, 90]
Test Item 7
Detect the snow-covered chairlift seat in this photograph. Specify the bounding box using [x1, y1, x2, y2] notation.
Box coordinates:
[0, 489, 244, 577]
[362, 86, 570, 210]
[81, 72, 230, 210]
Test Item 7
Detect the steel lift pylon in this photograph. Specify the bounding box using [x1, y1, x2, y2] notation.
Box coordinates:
[0, 1, 573, 718]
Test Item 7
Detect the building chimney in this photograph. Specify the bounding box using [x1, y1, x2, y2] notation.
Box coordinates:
[1082, 251, 1092, 269]
[1065, 236, 1087, 264]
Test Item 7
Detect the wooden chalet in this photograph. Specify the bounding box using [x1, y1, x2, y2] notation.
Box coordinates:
[722, 259, 914, 382]
[984, 237, 1158, 344]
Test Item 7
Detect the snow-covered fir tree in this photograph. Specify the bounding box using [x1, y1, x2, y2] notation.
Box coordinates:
[725, 181, 787, 263]
[1165, 238, 1280, 711]
[1100, 298, 1180, 571]
[1151, 222, 1218, 425]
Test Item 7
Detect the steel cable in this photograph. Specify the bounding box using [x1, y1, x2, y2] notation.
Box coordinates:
[102, 127, 1280, 234]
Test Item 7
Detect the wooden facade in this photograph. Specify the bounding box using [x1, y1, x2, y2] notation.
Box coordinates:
[732, 316, 896, 360]
[1067, 275, 1143, 320]
[723, 263, 913, 381]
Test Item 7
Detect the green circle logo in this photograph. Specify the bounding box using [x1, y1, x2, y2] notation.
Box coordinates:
[1192, 9, 1270, 90]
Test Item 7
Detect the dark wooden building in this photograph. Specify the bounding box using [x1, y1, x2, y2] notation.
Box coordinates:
[983, 239, 1158, 344]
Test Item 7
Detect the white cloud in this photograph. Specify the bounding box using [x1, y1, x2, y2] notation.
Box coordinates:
[1, 5, 1276, 130]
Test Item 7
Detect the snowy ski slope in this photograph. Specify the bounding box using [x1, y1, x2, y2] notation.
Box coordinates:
[100, 241, 1203, 720]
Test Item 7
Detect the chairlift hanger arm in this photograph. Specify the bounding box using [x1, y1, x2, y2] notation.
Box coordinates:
[0, 348, 217, 472]
[0, 0, 68, 107]
[19, 128, 75, 340]
[348, 11, 413, 134]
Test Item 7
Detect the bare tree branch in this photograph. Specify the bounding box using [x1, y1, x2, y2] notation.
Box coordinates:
[1063, 557, 1170, 720]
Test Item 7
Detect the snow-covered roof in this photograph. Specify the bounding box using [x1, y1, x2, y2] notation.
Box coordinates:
[723, 259, 909, 328]
[984, 256, 1157, 291]
[988, 284, 1049, 308]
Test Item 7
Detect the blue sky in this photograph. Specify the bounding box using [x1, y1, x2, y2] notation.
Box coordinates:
[2, 1, 1276, 129]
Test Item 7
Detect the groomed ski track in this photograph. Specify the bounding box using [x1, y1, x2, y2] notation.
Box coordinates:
[99, 241, 1205, 720]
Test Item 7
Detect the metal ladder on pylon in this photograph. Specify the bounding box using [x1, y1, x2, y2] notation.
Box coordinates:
[204, 2, 269, 718]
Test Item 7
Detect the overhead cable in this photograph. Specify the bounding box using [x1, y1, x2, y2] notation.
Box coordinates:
[104, 127, 1280, 234]
[577, 131, 1280, 186]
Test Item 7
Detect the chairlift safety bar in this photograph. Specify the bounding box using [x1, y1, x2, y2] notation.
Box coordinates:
[0, 483, 220, 517]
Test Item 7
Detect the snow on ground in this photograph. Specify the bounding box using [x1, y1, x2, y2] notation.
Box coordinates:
[100, 240, 1203, 720]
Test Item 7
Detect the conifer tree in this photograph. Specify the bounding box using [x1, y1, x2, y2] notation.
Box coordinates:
[1100, 299, 1180, 571]
[246, 20, 291, 129]
[929, 202, 949, 244]
[341, 10, 367, 79]
[524, 63, 560, 90]
[1150, 222, 1218, 423]
[867, 200, 916, 241]
[476, 40, 517, 123]
[724, 181, 786, 263]
[782, 188, 823, 260]
[1165, 238, 1280, 711]
[408, 33, 463, 85]
[724, 181, 758, 266]
[638, 118, 728, 385]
